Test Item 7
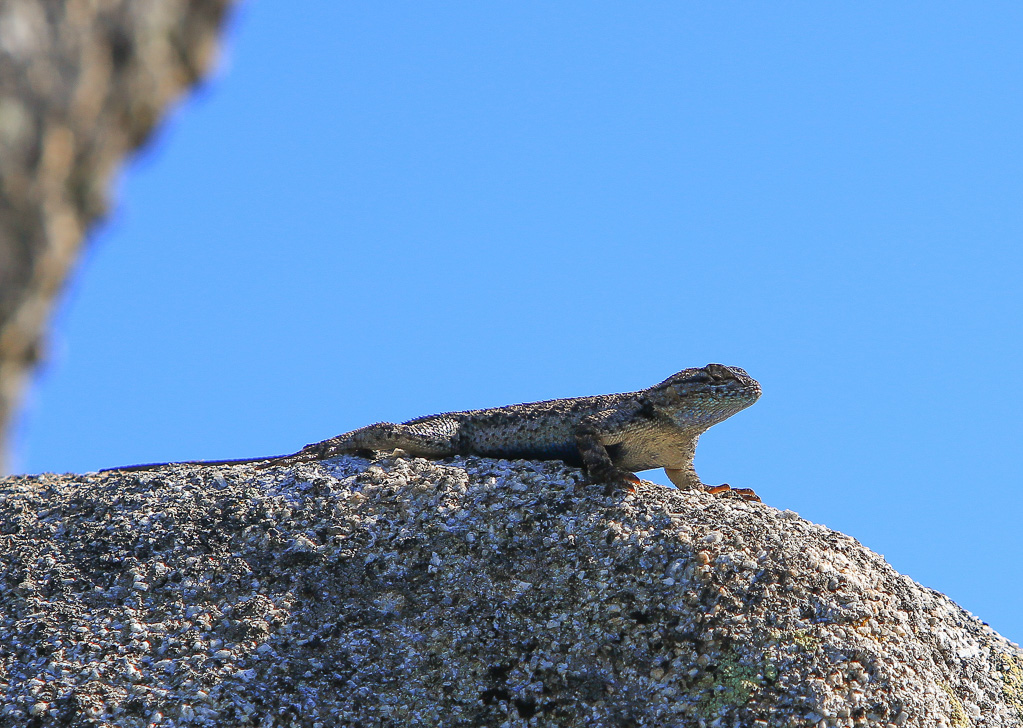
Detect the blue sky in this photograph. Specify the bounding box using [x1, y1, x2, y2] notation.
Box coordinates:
[13, 4, 1023, 642]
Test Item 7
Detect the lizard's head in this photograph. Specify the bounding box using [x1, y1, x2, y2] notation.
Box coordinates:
[653, 364, 761, 429]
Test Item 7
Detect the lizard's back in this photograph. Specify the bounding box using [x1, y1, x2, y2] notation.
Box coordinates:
[406, 392, 634, 464]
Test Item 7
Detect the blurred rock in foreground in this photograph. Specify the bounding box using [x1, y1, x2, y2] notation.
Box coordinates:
[1, 456, 1021, 727]
[0, 0, 233, 469]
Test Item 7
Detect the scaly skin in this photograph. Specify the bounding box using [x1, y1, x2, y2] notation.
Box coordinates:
[108, 364, 761, 498]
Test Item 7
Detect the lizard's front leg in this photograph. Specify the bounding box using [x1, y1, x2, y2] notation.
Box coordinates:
[574, 423, 642, 495]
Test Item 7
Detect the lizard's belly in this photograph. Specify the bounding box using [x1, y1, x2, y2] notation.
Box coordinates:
[609, 431, 694, 473]
[473, 441, 584, 466]
[458, 418, 585, 466]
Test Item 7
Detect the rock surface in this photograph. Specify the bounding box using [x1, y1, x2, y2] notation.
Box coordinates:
[1, 455, 1020, 727]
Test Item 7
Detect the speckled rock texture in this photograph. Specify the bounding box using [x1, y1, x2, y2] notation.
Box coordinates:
[1, 456, 1020, 727]
[0, 0, 232, 468]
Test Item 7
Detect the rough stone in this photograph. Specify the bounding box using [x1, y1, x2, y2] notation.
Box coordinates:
[1, 455, 1019, 726]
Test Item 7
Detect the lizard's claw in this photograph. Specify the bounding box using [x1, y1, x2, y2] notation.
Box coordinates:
[703, 483, 761, 503]
[730, 487, 761, 502]
[599, 470, 641, 496]
[585, 465, 642, 496]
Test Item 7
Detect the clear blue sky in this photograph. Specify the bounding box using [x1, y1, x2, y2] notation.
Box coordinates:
[13, 4, 1023, 642]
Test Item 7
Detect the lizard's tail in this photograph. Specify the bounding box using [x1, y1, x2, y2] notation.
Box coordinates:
[101, 454, 282, 473]
[102, 435, 352, 473]
[251, 436, 361, 469]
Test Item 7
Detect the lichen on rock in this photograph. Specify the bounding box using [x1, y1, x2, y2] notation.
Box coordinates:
[0, 455, 1019, 726]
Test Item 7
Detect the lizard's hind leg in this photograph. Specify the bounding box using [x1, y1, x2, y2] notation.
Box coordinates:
[574, 423, 642, 495]
[259, 420, 462, 468]
[334, 420, 461, 458]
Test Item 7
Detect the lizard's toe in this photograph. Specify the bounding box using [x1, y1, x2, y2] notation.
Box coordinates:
[730, 487, 761, 502]
[703, 483, 761, 503]
[598, 470, 641, 496]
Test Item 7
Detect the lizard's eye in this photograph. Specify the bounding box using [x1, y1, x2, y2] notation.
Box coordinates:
[704, 364, 735, 382]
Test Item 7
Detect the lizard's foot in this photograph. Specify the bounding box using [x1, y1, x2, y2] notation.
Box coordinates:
[704, 483, 761, 503]
[593, 469, 641, 496]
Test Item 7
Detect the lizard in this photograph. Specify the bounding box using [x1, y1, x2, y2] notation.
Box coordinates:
[106, 363, 762, 499]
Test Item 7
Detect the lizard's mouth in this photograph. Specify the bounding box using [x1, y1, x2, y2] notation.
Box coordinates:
[714, 387, 760, 408]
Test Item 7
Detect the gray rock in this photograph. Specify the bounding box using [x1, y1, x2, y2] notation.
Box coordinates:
[1, 456, 1020, 727]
